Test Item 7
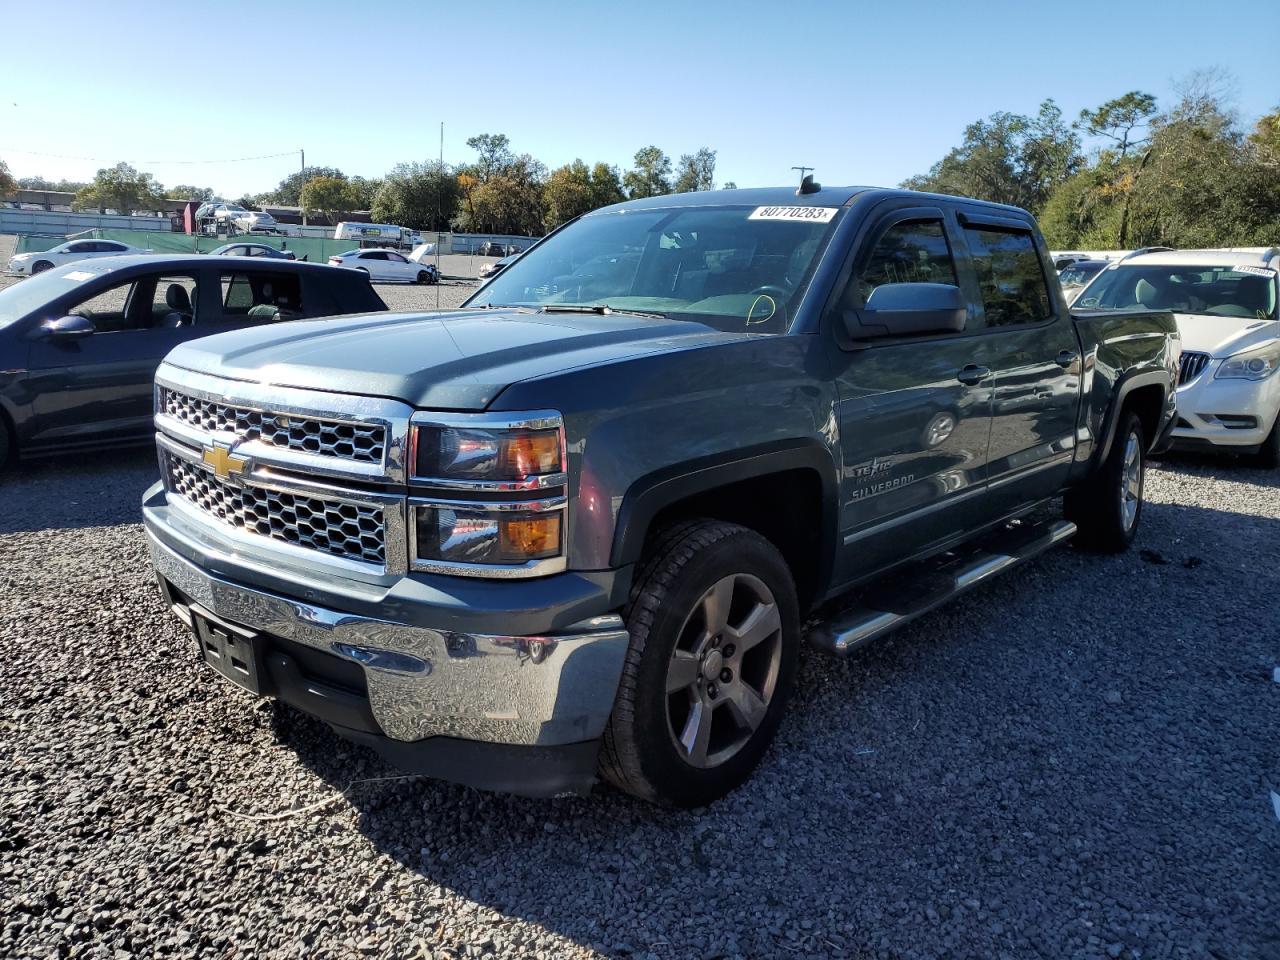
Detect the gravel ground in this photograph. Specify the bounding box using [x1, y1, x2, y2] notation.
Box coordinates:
[2, 445, 1277, 959]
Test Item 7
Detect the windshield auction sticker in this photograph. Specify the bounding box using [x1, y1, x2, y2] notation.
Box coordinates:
[62, 271, 95, 282]
[748, 206, 838, 223]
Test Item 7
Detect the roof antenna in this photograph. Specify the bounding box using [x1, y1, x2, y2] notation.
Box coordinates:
[793, 166, 820, 195]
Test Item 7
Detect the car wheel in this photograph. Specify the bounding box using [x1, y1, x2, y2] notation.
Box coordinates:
[416, 270, 430, 285]
[1253, 413, 1280, 469]
[1066, 410, 1145, 553]
[31, 260, 53, 274]
[600, 520, 800, 807]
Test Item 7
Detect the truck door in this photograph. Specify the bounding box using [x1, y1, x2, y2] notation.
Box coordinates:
[954, 210, 1080, 514]
[830, 203, 999, 583]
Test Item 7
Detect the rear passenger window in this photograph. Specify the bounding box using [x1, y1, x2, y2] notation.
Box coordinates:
[964, 227, 1053, 326]
[855, 220, 958, 304]
[220, 272, 303, 321]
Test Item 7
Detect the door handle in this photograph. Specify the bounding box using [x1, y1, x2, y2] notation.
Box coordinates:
[1055, 350, 1079, 368]
[956, 364, 991, 386]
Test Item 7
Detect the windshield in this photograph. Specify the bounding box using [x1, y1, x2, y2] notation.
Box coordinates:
[1059, 262, 1104, 286]
[467, 204, 843, 334]
[0, 265, 110, 329]
[1077, 263, 1278, 320]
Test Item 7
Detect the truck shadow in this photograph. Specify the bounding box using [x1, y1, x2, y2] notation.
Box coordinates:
[266, 474, 1280, 958]
[0, 447, 159, 534]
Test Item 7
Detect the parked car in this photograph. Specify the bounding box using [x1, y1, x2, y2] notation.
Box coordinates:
[6, 238, 152, 275]
[0, 256, 386, 463]
[1074, 246, 1279, 465]
[328, 248, 438, 283]
[208, 242, 297, 260]
[142, 185, 1178, 806]
[1058, 258, 1109, 303]
[195, 202, 280, 235]
[478, 253, 517, 279]
[478, 241, 511, 257]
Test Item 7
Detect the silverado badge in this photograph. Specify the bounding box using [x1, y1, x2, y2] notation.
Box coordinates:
[202, 442, 250, 482]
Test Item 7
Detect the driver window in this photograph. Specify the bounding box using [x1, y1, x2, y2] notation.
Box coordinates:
[68, 280, 144, 333]
[854, 219, 958, 306]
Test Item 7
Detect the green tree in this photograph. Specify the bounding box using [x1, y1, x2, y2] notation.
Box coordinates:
[168, 185, 217, 201]
[0, 158, 15, 196]
[673, 148, 717, 193]
[543, 160, 595, 231]
[902, 100, 1081, 214]
[722, 181, 738, 190]
[236, 194, 262, 210]
[465, 155, 547, 235]
[1078, 91, 1158, 158]
[348, 176, 382, 210]
[72, 162, 166, 213]
[372, 162, 459, 231]
[17, 175, 89, 193]
[624, 146, 673, 199]
[1249, 107, 1280, 158]
[589, 163, 626, 209]
[466, 133, 514, 181]
[265, 166, 345, 206]
[299, 176, 360, 225]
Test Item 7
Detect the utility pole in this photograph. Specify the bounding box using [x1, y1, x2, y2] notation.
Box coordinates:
[436, 122, 443, 310]
[300, 148, 306, 227]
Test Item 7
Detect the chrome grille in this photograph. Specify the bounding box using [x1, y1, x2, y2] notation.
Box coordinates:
[159, 387, 386, 465]
[166, 454, 386, 565]
[1178, 352, 1210, 385]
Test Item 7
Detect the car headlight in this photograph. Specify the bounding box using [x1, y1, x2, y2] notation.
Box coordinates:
[1214, 342, 1280, 381]
[409, 413, 567, 576]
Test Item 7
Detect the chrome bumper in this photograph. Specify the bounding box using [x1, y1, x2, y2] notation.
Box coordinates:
[147, 533, 631, 747]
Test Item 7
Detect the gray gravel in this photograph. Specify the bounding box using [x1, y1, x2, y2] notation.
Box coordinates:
[2, 443, 1277, 959]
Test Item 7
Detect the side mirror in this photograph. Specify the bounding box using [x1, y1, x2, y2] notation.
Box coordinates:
[43, 315, 97, 340]
[845, 283, 967, 339]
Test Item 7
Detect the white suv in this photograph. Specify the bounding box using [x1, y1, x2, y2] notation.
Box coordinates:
[1074, 247, 1280, 466]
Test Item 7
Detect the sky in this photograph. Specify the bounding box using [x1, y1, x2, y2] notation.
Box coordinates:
[2, 0, 1277, 199]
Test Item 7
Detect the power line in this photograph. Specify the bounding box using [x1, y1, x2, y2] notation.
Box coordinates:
[0, 147, 301, 165]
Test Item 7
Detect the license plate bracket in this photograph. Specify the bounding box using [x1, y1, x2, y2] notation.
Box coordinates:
[191, 606, 266, 695]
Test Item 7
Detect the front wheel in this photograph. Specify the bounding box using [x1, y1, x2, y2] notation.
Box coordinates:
[1253, 413, 1280, 469]
[416, 270, 431, 285]
[31, 260, 53, 274]
[600, 520, 800, 807]
[1066, 410, 1145, 553]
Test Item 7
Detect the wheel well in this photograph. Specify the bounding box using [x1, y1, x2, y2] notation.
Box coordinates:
[645, 468, 826, 611]
[1123, 384, 1164, 446]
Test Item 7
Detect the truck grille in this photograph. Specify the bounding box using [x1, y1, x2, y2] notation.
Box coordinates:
[159, 387, 387, 465]
[166, 454, 386, 565]
[1178, 352, 1210, 385]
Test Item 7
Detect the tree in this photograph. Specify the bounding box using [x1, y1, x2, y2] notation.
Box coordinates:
[1078, 92, 1158, 158]
[299, 176, 360, 225]
[0, 158, 15, 197]
[589, 163, 626, 209]
[543, 160, 596, 231]
[348, 176, 382, 210]
[464, 155, 547, 235]
[72, 162, 166, 213]
[236, 194, 262, 210]
[1249, 107, 1280, 160]
[17, 175, 89, 193]
[673, 148, 717, 193]
[372, 162, 459, 231]
[168, 185, 217, 201]
[624, 146, 673, 199]
[264, 166, 345, 206]
[901, 100, 1082, 214]
[722, 181, 738, 190]
[466, 133, 514, 181]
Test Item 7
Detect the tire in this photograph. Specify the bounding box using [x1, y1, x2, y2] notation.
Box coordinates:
[1066, 410, 1145, 553]
[31, 260, 53, 274]
[416, 270, 430, 285]
[600, 520, 800, 807]
[1252, 413, 1280, 469]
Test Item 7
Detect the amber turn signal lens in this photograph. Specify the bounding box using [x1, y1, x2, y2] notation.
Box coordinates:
[499, 430, 562, 479]
[500, 514, 561, 560]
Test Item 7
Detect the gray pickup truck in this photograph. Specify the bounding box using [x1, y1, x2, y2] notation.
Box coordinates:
[142, 185, 1179, 806]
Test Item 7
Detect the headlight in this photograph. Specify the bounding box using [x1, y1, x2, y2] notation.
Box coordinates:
[1214, 342, 1280, 381]
[409, 413, 568, 576]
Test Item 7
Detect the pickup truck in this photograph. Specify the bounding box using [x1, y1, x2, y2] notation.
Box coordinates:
[141, 185, 1180, 807]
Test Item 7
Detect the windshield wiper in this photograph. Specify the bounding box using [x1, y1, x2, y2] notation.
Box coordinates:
[537, 304, 668, 321]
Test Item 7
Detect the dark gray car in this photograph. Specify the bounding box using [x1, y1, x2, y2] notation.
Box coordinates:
[0, 256, 386, 462]
[141, 186, 1179, 806]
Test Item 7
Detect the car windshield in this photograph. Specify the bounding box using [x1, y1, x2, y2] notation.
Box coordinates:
[466, 203, 843, 334]
[0, 264, 110, 329]
[1059, 262, 1104, 286]
[1077, 264, 1278, 320]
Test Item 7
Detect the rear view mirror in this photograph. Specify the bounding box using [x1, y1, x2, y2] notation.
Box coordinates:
[845, 283, 967, 339]
[43, 315, 96, 340]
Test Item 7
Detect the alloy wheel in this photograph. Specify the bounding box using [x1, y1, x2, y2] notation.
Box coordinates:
[1121, 430, 1142, 531]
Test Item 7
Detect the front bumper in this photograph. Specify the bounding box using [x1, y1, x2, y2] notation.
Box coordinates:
[143, 483, 632, 792]
[1171, 362, 1280, 450]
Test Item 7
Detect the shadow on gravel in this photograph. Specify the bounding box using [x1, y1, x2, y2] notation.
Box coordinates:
[0, 446, 158, 534]
[263, 487, 1280, 958]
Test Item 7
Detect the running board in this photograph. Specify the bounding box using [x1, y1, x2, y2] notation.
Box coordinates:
[807, 518, 1077, 656]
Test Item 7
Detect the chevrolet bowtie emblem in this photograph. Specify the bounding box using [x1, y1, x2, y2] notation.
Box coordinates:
[202, 443, 250, 481]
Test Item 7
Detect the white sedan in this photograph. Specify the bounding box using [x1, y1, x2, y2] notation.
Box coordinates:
[6, 238, 152, 275]
[328, 248, 438, 284]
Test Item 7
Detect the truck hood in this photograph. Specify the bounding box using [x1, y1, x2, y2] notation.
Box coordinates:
[163, 309, 746, 410]
[1174, 313, 1280, 357]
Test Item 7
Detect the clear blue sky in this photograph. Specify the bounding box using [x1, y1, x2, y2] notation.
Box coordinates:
[3, 0, 1276, 198]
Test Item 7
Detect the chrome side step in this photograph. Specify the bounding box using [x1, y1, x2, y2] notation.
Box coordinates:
[807, 518, 1077, 656]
